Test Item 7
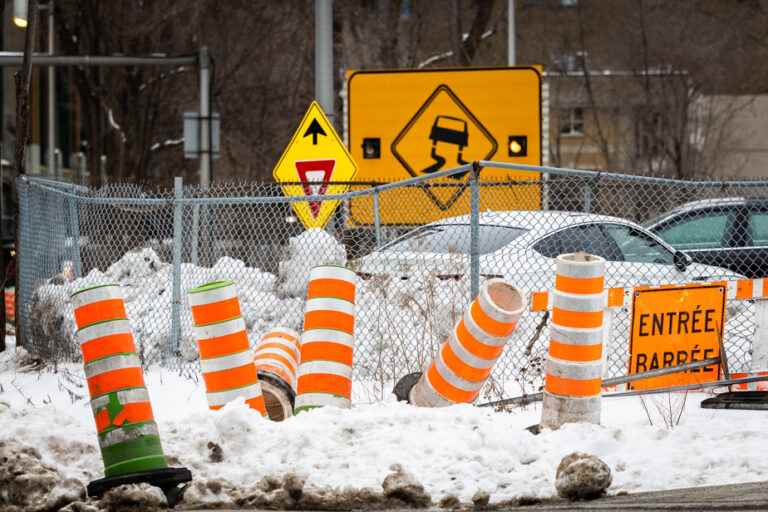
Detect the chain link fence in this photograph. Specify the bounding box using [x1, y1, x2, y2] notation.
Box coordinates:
[16, 163, 768, 400]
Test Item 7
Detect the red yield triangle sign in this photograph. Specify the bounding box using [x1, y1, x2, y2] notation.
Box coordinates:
[295, 159, 336, 218]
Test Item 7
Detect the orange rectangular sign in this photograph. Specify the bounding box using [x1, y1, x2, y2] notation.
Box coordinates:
[628, 284, 725, 390]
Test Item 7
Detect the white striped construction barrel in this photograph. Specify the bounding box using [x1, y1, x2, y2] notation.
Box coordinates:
[541, 252, 606, 429]
[254, 327, 301, 421]
[409, 279, 524, 406]
[294, 265, 357, 413]
[71, 284, 167, 479]
[188, 280, 266, 415]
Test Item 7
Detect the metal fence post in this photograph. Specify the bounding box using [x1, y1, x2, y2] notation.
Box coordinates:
[372, 188, 382, 248]
[583, 180, 593, 213]
[170, 177, 184, 358]
[67, 193, 82, 278]
[470, 162, 481, 299]
[16, 177, 30, 348]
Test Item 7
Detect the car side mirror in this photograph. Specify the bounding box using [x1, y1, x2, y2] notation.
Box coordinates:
[673, 250, 692, 271]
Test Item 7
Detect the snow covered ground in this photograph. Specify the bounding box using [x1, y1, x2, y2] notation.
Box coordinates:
[2, 338, 768, 510]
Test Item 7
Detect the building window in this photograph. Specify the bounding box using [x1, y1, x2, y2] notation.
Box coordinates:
[560, 108, 584, 136]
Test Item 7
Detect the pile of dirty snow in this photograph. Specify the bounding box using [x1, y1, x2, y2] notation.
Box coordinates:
[1, 348, 768, 510]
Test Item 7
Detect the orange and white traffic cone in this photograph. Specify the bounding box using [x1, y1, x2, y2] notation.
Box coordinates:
[188, 280, 266, 415]
[400, 279, 524, 406]
[541, 252, 606, 429]
[254, 327, 301, 421]
[71, 283, 190, 503]
[294, 265, 357, 413]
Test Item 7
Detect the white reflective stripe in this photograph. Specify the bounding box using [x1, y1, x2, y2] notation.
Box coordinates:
[254, 347, 298, 371]
[294, 393, 351, 409]
[71, 284, 122, 309]
[257, 361, 297, 387]
[98, 422, 159, 448]
[264, 327, 300, 340]
[77, 319, 134, 345]
[194, 317, 246, 340]
[85, 354, 141, 378]
[550, 324, 604, 346]
[546, 358, 603, 380]
[552, 290, 606, 312]
[463, 310, 508, 346]
[297, 360, 351, 379]
[726, 280, 738, 300]
[308, 265, 357, 284]
[448, 327, 498, 369]
[754, 279, 764, 298]
[187, 283, 237, 307]
[300, 329, 354, 348]
[206, 382, 263, 407]
[434, 351, 485, 392]
[555, 254, 606, 279]
[304, 297, 356, 315]
[257, 336, 300, 360]
[478, 279, 524, 323]
[91, 387, 150, 413]
[200, 350, 254, 374]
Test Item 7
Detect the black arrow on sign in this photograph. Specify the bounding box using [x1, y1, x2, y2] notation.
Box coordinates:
[303, 118, 327, 145]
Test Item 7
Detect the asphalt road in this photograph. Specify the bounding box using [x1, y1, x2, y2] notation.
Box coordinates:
[191, 481, 768, 511]
[518, 480, 768, 511]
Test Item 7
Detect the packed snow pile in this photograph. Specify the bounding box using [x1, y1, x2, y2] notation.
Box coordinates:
[25, 233, 473, 393]
[277, 228, 347, 297]
[2, 355, 768, 510]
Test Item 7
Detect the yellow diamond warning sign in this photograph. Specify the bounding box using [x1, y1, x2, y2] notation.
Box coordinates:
[273, 101, 358, 229]
[392, 85, 498, 210]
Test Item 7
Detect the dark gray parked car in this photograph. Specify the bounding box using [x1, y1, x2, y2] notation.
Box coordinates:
[646, 197, 768, 278]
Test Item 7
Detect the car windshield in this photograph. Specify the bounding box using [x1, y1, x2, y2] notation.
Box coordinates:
[381, 224, 528, 255]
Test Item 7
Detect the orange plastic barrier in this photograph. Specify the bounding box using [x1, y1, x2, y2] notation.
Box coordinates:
[541, 253, 605, 429]
[294, 266, 357, 412]
[188, 281, 266, 415]
[71, 284, 167, 478]
[409, 279, 523, 406]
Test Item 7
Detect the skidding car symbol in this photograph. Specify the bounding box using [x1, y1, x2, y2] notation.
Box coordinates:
[422, 115, 470, 175]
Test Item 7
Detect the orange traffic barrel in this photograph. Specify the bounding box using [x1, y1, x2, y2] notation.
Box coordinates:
[188, 280, 266, 415]
[294, 265, 357, 413]
[406, 279, 523, 406]
[541, 252, 606, 429]
[254, 327, 301, 421]
[71, 284, 167, 478]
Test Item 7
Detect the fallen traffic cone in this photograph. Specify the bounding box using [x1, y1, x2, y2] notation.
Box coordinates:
[395, 279, 523, 406]
[254, 327, 301, 420]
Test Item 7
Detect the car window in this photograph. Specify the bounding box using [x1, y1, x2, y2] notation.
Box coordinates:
[382, 224, 527, 254]
[602, 224, 674, 265]
[749, 211, 768, 246]
[654, 212, 729, 250]
[533, 224, 623, 261]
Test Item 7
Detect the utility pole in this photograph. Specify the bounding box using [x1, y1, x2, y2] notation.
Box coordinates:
[508, 0, 516, 66]
[47, 2, 55, 178]
[315, 0, 334, 126]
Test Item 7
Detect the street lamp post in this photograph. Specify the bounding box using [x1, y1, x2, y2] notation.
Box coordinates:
[14, 0, 56, 179]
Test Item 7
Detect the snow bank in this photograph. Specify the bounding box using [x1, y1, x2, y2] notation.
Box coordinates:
[2, 358, 768, 508]
[277, 228, 347, 297]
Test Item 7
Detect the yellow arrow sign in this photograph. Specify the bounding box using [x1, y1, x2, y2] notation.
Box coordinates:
[272, 101, 358, 229]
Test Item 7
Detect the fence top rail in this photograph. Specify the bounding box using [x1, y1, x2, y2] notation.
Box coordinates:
[479, 160, 768, 188]
[21, 159, 768, 206]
